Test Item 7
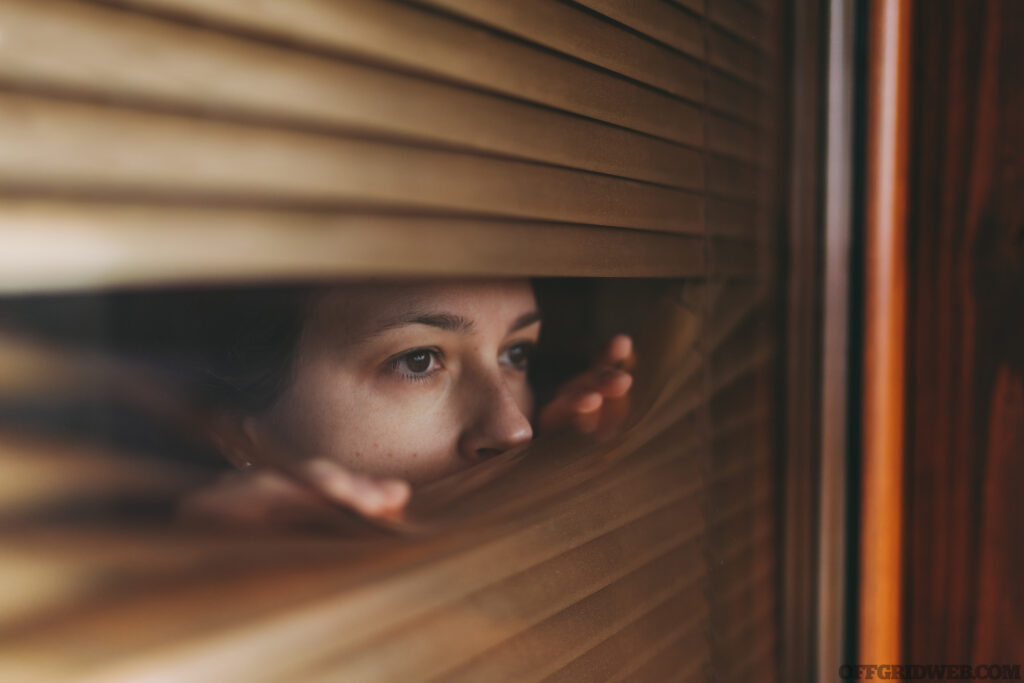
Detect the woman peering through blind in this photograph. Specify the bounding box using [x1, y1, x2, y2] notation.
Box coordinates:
[130, 279, 638, 527]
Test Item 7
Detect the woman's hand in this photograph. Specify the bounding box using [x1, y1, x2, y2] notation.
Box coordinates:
[536, 334, 635, 438]
[178, 421, 411, 529]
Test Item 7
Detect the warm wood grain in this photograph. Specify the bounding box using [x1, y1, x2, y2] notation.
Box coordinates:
[904, 0, 1024, 665]
[0, 201, 707, 292]
[0, 93, 704, 234]
[0, 0, 703, 189]
[405, 0, 704, 102]
[573, 0, 704, 58]
[860, 0, 913, 666]
[105, 0, 706, 146]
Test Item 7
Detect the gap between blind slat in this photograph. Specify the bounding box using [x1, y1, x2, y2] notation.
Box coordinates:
[708, 26, 767, 87]
[104, 0, 705, 146]
[435, 556, 707, 683]
[571, 0, 704, 59]
[615, 626, 707, 683]
[541, 582, 707, 683]
[668, 0, 706, 16]
[405, 0, 704, 102]
[708, 70, 766, 126]
[709, 0, 775, 55]
[0, 94, 704, 235]
[0, 0, 704, 190]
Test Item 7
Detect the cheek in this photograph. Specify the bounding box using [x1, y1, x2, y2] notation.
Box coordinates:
[348, 388, 462, 478]
[271, 363, 467, 482]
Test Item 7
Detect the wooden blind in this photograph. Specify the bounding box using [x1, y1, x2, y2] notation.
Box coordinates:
[0, 0, 782, 680]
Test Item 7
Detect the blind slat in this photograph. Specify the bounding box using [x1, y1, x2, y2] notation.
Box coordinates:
[707, 197, 758, 237]
[0, 201, 707, 292]
[0, 94, 704, 234]
[708, 70, 765, 125]
[0, 437, 701, 680]
[573, 0, 704, 59]
[616, 629, 708, 683]
[0, 0, 702, 189]
[438, 549, 705, 683]
[707, 153, 764, 200]
[408, 0, 704, 101]
[321, 509, 701, 683]
[111, 0, 705, 146]
[708, 26, 765, 86]
[709, 0, 766, 51]
[707, 113, 761, 162]
[543, 585, 708, 683]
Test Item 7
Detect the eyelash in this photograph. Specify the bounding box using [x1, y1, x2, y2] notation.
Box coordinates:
[388, 347, 443, 382]
[501, 341, 534, 372]
[386, 341, 535, 383]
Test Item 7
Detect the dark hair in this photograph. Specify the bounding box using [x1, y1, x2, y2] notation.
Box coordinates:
[103, 286, 318, 413]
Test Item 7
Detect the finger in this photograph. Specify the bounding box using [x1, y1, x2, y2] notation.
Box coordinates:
[303, 458, 410, 519]
[595, 393, 632, 439]
[178, 470, 331, 526]
[592, 368, 633, 399]
[602, 334, 635, 370]
[576, 391, 604, 413]
[573, 402, 602, 434]
[537, 386, 601, 435]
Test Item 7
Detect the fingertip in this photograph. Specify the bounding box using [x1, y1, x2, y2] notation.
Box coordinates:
[609, 371, 633, 396]
[381, 479, 411, 507]
[576, 391, 603, 413]
[607, 334, 633, 360]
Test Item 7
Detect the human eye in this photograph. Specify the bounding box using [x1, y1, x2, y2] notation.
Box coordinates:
[500, 341, 534, 372]
[388, 347, 443, 382]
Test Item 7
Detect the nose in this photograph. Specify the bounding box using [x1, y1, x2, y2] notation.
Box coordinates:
[458, 370, 533, 462]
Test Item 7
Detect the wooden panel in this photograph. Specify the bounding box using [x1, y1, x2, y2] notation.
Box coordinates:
[406, 0, 704, 101]
[904, 0, 1024, 666]
[108, 0, 705, 146]
[0, 0, 702, 189]
[0, 93, 703, 234]
[0, 201, 706, 292]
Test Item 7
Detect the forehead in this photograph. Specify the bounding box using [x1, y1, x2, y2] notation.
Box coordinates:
[304, 279, 537, 344]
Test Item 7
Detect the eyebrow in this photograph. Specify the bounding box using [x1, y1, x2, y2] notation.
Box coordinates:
[369, 309, 541, 338]
[507, 310, 542, 334]
[375, 312, 475, 335]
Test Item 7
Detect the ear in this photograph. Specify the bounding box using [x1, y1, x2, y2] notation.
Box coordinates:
[207, 412, 261, 470]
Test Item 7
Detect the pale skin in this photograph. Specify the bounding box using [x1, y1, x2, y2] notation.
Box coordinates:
[181, 280, 634, 526]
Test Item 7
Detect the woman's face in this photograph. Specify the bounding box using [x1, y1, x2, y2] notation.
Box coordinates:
[254, 280, 539, 485]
